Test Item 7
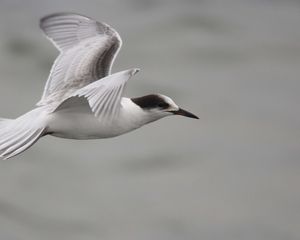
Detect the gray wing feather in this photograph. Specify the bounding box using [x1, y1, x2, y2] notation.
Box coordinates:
[54, 69, 139, 121]
[40, 12, 118, 51]
[38, 13, 122, 106]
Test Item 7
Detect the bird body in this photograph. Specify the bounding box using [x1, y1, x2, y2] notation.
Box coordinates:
[0, 13, 198, 159]
[47, 97, 150, 139]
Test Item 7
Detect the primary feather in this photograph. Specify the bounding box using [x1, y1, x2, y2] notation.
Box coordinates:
[38, 13, 122, 107]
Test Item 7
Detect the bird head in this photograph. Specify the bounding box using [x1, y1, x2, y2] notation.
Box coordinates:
[131, 94, 199, 121]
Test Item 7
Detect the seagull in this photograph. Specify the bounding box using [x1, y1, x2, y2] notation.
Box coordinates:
[0, 13, 198, 160]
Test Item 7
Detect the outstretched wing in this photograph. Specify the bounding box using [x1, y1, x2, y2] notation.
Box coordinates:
[54, 69, 140, 121]
[37, 12, 122, 106]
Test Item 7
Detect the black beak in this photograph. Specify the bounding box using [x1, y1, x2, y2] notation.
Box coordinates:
[171, 108, 199, 119]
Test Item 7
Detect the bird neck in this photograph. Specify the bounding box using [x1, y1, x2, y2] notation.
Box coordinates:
[120, 98, 158, 129]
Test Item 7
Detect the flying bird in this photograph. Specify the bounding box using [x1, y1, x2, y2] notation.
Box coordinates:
[0, 13, 198, 159]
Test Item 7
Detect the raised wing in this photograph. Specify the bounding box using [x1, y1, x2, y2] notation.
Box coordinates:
[37, 13, 122, 106]
[54, 69, 140, 121]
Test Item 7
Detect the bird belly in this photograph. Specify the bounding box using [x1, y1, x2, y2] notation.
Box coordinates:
[46, 108, 129, 139]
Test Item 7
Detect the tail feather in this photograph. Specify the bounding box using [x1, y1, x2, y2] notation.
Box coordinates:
[0, 109, 46, 160]
[2, 128, 45, 159]
[0, 129, 32, 152]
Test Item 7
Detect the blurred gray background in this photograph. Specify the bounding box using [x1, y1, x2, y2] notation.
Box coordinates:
[0, 0, 299, 239]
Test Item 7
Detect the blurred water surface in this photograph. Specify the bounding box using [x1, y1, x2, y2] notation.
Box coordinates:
[0, 0, 299, 239]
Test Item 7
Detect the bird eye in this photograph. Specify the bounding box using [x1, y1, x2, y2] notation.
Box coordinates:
[157, 102, 169, 108]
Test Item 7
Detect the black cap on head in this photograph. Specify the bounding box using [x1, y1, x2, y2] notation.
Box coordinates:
[131, 94, 170, 110]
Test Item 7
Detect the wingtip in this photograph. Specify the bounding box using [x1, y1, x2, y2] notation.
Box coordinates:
[39, 12, 89, 28]
[130, 68, 140, 76]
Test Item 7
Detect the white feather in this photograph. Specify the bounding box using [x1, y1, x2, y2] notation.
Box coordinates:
[38, 13, 122, 107]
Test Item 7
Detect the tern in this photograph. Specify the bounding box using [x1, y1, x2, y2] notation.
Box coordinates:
[0, 13, 198, 160]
